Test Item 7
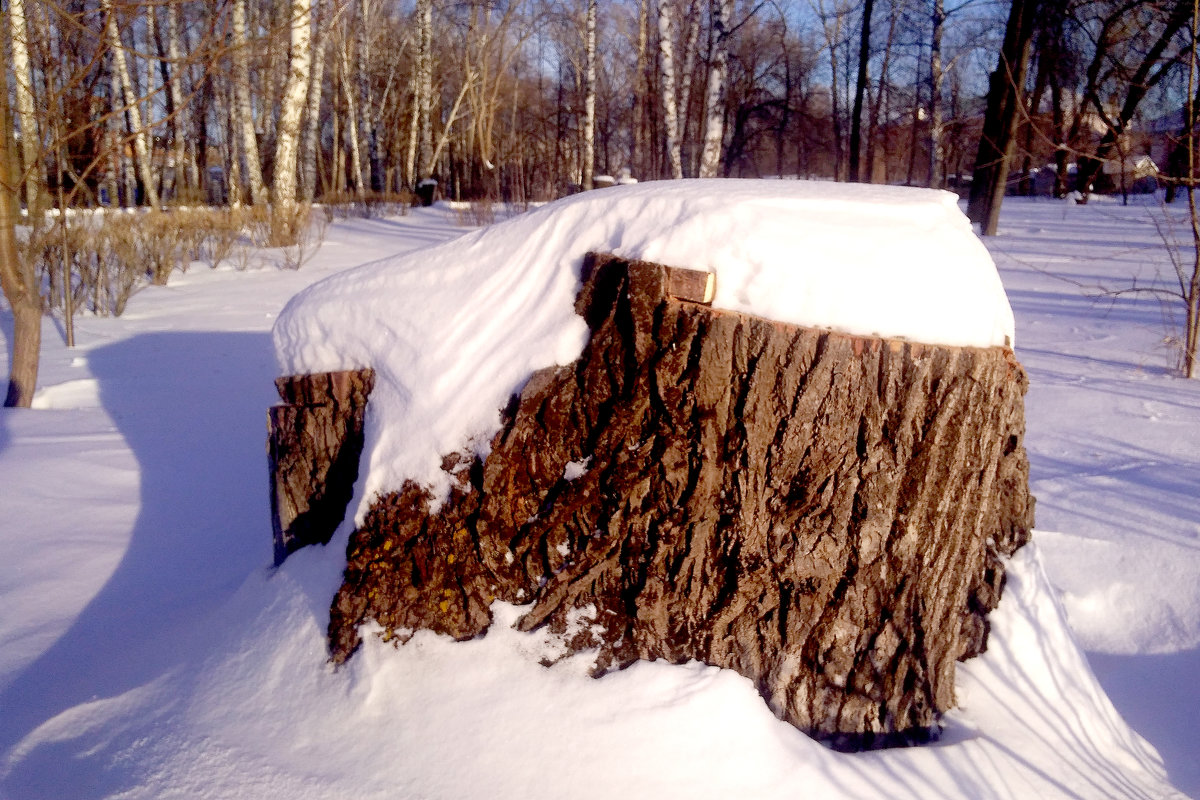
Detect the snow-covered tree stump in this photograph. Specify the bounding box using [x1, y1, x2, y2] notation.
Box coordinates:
[283, 252, 1034, 750]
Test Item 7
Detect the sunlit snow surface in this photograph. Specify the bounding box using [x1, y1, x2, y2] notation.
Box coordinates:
[274, 180, 1014, 509]
[0, 190, 1196, 798]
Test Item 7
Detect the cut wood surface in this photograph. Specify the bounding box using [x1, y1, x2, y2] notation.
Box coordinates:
[293, 252, 1032, 749]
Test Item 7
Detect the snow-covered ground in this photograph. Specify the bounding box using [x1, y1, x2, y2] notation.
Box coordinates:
[0, 189, 1196, 798]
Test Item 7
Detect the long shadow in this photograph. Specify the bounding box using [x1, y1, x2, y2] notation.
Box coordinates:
[0, 331, 277, 797]
[1088, 647, 1200, 798]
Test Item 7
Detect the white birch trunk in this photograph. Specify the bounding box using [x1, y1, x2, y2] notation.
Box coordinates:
[406, 86, 419, 187]
[9, 0, 43, 216]
[233, 0, 268, 206]
[417, 0, 434, 180]
[582, 0, 597, 189]
[632, 0, 647, 175]
[678, 2, 701, 174]
[338, 35, 365, 194]
[355, 0, 381, 191]
[698, 0, 730, 178]
[272, 0, 314, 225]
[101, 0, 159, 207]
[166, 0, 198, 195]
[301, 1, 327, 203]
[657, 0, 683, 180]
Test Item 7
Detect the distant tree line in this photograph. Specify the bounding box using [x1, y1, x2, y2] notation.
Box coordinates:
[2, 0, 1195, 208]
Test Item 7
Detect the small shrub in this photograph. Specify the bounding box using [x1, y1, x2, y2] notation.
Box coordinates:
[139, 211, 187, 286]
[278, 204, 328, 270]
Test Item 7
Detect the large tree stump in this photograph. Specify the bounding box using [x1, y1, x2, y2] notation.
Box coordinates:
[268, 369, 374, 565]
[288, 253, 1032, 749]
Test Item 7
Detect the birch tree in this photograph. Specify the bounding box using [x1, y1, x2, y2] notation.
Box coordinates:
[416, 0, 434, 181]
[101, 0, 159, 206]
[582, 0, 597, 189]
[658, 0, 684, 179]
[698, 0, 731, 178]
[272, 0, 314, 240]
[300, 0, 328, 203]
[232, 0, 268, 206]
[0, 42, 39, 407]
[8, 0, 43, 216]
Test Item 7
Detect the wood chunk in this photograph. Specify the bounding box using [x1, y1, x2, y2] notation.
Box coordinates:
[666, 265, 715, 304]
[268, 368, 374, 565]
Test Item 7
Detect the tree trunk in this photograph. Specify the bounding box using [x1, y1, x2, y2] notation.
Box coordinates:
[678, 2, 702, 175]
[272, 0, 313, 240]
[355, 0, 383, 192]
[416, 0, 434, 181]
[297, 253, 1034, 750]
[698, 0, 730, 178]
[0, 63, 40, 408]
[232, 0, 268, 206]
[300, 0, 327, 203]
[927, 0, 944, 188]
[865, 0, 897, 183]
[102, 0, 159, 207]
[581, 0, 597, 190]
[657, 0, 684, 180]
[848, 0, 874, 183]
[966, 0, 1039, 235]
[9, 0, 43, 217]
[158, 0, 192, 199]
[632, 0, 649, 177]
[338, 33, 365, 196]
[269, 369, 375, 565]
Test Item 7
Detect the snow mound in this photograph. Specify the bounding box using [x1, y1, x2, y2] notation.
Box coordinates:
[273, 179, 1015, 509]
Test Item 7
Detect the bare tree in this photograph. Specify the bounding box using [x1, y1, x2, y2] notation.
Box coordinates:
[847, 0, 874, 182]
[967, 0, 1041, 235]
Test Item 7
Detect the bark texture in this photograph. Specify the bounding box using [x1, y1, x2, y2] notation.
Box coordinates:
[268, 369, 374, 565]
[311, 253, 1034, 749]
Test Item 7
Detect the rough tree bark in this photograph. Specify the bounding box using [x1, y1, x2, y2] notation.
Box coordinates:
[268, 369, 375, 565]
[283, 254, 1033, 749]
